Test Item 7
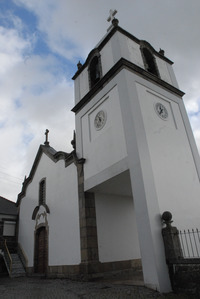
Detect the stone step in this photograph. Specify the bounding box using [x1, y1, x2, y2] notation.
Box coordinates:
[11, 273, 26, 278]
[10, 253, 26, 278]
[11, 270, 26, 278]
[12, 270, 26, 276]
[12, 265, 23, 269]
[12, 269, 25, 274]
[10, 254, 20, 259]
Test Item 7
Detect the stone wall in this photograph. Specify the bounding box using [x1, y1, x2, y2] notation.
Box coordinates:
[0, 254, 8, 277]
[161, 212, 200, 296]
[172, 261, 200, 296]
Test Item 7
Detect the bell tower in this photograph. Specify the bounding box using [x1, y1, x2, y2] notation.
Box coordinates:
[72, 12, 200, 292]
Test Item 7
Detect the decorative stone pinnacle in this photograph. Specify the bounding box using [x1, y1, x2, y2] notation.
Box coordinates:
[44, 129, 49, 146]
[77, 61, 82, 70]
[161, 211, 173, 228]
[71, 130, 76, 150]
[112, 18, 119, 27]
[159, 48, 165, 56]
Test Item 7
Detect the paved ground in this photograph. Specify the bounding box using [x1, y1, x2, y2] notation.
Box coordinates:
[0, 277, 194, 299]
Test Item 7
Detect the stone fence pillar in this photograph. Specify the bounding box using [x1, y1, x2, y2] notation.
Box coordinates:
[161, 211, 183, 262]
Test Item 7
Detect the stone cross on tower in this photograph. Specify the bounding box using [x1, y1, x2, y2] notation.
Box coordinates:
[44, 129, 49, 146]
[107, 9, 118, 32]
[107, 9, 117, 23]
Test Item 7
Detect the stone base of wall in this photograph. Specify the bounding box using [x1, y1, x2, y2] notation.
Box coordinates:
[92, 259, 143, 282]
[100, 259, 142, 273]
[26, 267, 34, 275]
[79, 259, 142, 281]
[26, 259, 142, 281]
[170, 261, 200, 296]
[48, 264, 81, 279]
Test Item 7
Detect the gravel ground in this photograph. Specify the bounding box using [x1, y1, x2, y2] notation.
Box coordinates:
[0, 277, 195, 299]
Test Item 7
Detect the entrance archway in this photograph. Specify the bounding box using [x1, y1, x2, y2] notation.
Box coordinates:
[34, 226, 48, 273]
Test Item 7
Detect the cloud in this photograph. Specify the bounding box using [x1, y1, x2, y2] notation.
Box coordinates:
[0, 26, 30, 72]
[14, 0, 130, 60]
[0, 11, 74, 201]
[1, 0, 200, 202]
[13, 0, 200, 94]
[1, 52, 75, 165]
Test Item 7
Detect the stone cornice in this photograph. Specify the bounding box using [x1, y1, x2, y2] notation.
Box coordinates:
[72, 58, 185, 114]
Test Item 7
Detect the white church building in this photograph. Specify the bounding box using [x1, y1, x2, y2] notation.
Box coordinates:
[16, 14, 200, 293]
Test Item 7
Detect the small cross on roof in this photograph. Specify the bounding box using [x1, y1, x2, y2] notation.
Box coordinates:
[44, 129, 49, 146]
[107, 9, 117, 23]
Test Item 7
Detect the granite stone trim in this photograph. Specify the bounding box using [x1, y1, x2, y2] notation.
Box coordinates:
[79, 191, 99, 264]
[47, 265, 80, 279]
[76, 160, 100, 279]
[140, 41, 160, 78]
[100, 259, 142, 273]
[75, 157, 99, 271]
[49, 259, 142, 279]
[26, 259, 142, 280]
[88, 50, 102, 90]
[34, 224, 49, 275]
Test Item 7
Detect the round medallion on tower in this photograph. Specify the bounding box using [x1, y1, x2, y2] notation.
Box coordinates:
[155, 102, 168, 120]
[94, 110, 107, 130]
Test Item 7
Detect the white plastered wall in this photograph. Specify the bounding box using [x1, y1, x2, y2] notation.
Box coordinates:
[81, 85, 127, 181]
[18, 190, 36, 266]
[118, 33, 144, 68]
[136, 82, 200, 230]
[95, 193, 140, 263]
[156, 57, 172, 85]
[100, 39, 114, 76]
[79, 68, 89, 101]
[18, 153, 81, 267]
[116, 31, 174, 86]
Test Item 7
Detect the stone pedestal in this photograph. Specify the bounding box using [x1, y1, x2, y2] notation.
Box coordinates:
[161, 211, 183, 262]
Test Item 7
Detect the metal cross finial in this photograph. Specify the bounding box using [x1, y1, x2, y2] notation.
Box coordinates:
[107, 9, 117, 23]
[44, 129, 49, 146]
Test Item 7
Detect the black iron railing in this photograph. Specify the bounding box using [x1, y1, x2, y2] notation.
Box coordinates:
[179, 228, 200, 258]
[17, 243, 27, 270]
[161, 212, 200, 293]
[3, 239, 12, 274]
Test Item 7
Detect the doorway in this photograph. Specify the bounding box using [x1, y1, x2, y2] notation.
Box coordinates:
[34, 226, 48, 273]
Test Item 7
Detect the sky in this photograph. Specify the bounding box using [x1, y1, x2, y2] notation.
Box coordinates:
[0, 0, 200, 202]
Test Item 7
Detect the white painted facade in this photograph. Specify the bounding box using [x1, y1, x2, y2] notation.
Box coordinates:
[136, 82, 200, 229]
[18, 151, 81, 268]
[17, 21, 200, 293]
[73, 24, 200, 292]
